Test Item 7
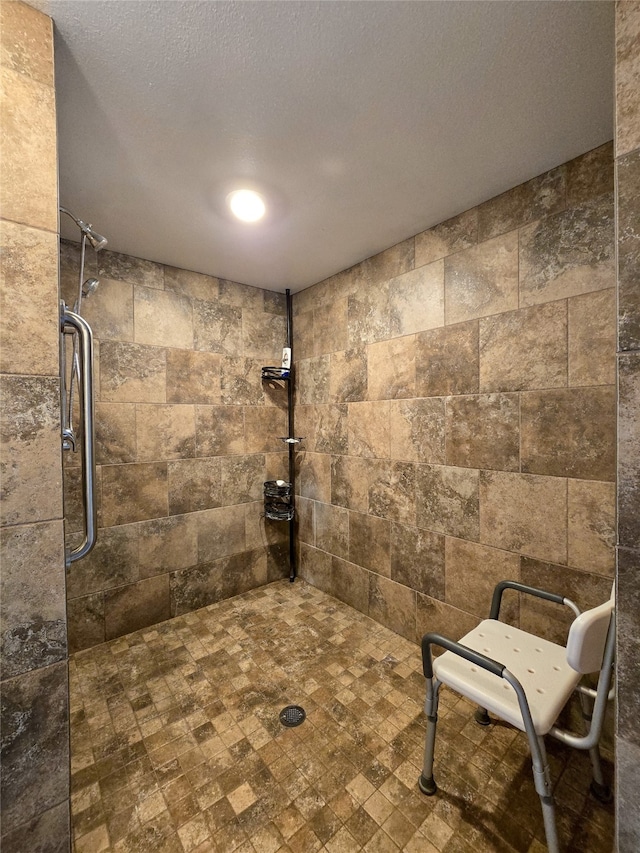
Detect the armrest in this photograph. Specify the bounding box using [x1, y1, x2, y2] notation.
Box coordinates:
[421, 632, 505, 680]
[490, 580, 578, 621]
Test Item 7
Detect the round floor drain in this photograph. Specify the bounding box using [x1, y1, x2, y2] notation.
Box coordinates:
[279, 705, 306, 727]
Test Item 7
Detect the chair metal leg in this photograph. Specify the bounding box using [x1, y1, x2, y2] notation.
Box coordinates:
[578, 690, 612, 803]
[474, 707, 491, 726]
[531, 735, 560, 853]
[419, 678, 440, 796]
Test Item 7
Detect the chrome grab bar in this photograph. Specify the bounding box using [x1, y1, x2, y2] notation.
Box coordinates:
[61, 303, 97, 566]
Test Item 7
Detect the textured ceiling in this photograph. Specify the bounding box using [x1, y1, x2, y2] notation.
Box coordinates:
[36, 1, 614, 292]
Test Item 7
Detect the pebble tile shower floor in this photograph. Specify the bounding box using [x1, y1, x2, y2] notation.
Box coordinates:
[69, 581, 614, 853]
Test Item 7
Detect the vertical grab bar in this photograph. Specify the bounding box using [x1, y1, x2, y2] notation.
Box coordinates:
[61, 303, 97, 566]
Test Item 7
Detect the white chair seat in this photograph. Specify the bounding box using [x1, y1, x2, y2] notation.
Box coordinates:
[433, 619, 581, 735]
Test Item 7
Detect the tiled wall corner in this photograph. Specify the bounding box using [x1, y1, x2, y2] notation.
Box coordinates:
[615, 2, 640, 849]
[295, 139, 616, 693]
[61, 241, 290, 650]
[0, 3, 69, 849]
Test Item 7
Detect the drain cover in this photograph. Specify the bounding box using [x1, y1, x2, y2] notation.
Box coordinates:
[279, 705, 306, 728]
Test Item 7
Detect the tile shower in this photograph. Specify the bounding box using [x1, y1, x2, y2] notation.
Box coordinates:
[0, 1, 638, 852]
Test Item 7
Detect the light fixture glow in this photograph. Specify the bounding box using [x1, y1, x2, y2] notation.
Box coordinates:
[228, 189, 266, 222]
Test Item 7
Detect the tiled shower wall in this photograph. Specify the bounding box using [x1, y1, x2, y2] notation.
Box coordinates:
[0, 2, 71, 850]
[615, 1, 640, 849]
[60, 243, 290, 651]
[293, 143, 616, 654]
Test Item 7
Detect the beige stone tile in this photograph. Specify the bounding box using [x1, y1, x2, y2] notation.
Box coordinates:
[79, 278, 134, 342]
[138, 514, 198, 577]
[616, 148, 640, 352]
[99, 341, 166, 403]
[565, 142, 614, 206]
[167, 350, 221, 405]
[618, 352, 640, 550]
[220, 453, 264, 504]
[477, 166, 565, 242]
[359, 238, 414, 287]
[348, 401, 390, 458]
[479, 471, 567, 564]
[244, 406, 287, 454]
[521, 387, 616, 481]
[479, 301, 567, 392]
[0, 374, 62, 525]
[331, 556, 370, 615]
[296, 496, 314, 546]
[66, 523, 138, 598]
[293, 308, 314, 361]
[298, 452, 331, 503]
[388, 261, 445, 336]
[136, 404, 196, 461]
[445, 393, 519, 471]
[195, 406, 244, 456]
[444, 232, 518, 325]
[415, 208, 477, 267]
[348, 511, 390, 576]
[0, 66, 57, 231]
[316, 404, 349, 456]
[416, 593, 479, 644]
[0, 519, 66, 678]
[347, 284, 393, 347]
[368, 574, 416, 642]
[98, 250, 164, 289]
[519, 557, 613, 645]
[101, 462, 168, 526]
[444, 538, 519, 622]
[299, 543, 332, 591]
[415, 464, 479, 541]
[367, 337, 415, 401]
[416, 321, 479, 397]
[567, 479, 615, 576]
[67, 593, 105, 654]
[164, 266, 220, 301]
[134, 287, 193, 349]
[519, 194, 615, 306]
[95, 402, 136, 465]
[298, 356, 330, 405]
[331, 455, 369, 513]
[329, 348, 368, 404]
[193, 299, 241, 355]
[0, 220, 59, 374]
[242, 310, 286, 362]
[567, 289, 616, 387]
[0, 0, 54, 85]
[313, 297, 348, 356]
[196, 505, 245, 562]
[368, 460, 416, 525]
[388, 398, 445, 464]
[221, 356, 265, 406]
[616, 0, 640, 157]
[390, 523, 444, 599]
[315, 502, 349, 561]
[219, 278, 263, 310]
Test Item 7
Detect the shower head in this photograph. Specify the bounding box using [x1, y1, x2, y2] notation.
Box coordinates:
[82, 278, 100, 297]
[60, 207, 108, 251]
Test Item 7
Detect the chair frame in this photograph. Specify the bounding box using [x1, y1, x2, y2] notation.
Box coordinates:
[418, 581, 615, 853]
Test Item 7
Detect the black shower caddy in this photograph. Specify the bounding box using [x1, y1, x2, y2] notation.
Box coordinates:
[261, 289, 302, 582]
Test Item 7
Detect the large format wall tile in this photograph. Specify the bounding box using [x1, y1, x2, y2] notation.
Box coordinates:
[135, 403, 196, 461]
[329, 348, 367, 403]
[616, 0, 640, 157]
[445, 537, 520, 623]
[167, 456, 221, 515]
[444, 232, 518, 324]
[331, 556, 369, 613]
[415, 321, 479, 397]
[390, 523, 445, 599]
[66, 593, 105, 654]
[101, 462, 168, 526]
[312, 297, 348, 356]
[98, 249, 164, 289]
[166, 349, 221, 404]
[479, 471, 567, 564]
[477, 166, 565, 242]
[445, 393, 519, 471]
[416, 593, 479, 645]
[521, 387, 616, 481]
[221, 356, 266, 405]
[104, 575, 170, 639]
[368, 574, 416, 642]
[617, 149, 640, 351]
[297, 452, 331, 503]
[65, 523, 138, 598]
[134, 287, 193, 349]
[0, 375, 62, 526]
[193, 299, 242, 354]
[618, 352, 640, 549]
[95, 402, 136, 464]
[99, 341, 166, 403]
[0, 520, 66, 678]
[315, 503, 349, 561]
[368, 460, 416, 524]
[367, 336, 415, 400]
[0, 662, 69, 835]
[0, 66, 57, 231]
[479, 301, 567, 392]
[195, 406, 244, 456]
[565, 142, 614, 207]
[415, 464, 479, 540]
[519, 194, 615, 306]
[617, 547, 640, 748]
[348, 400, 389, 458]
[0, 799, 70, 853]
[79, 278, 134, 342]
[164, 265, 219, 301]
[388, 261, 445, 335]
[349, 511, 390, 576]
[220, 454, 265, 504]
[414, 208, 477, 267]
[567, 479, 615, 575]
[0, 0, 54, 86]
[388, 398, 445, 464]
[138, 514, 198, 577]
[568, 289, 616, 386]
[0, 220, 59, 375]
[330, 455, 369, 513]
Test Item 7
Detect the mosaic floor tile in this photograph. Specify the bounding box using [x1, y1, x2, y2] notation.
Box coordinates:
[70, 580, 614, 852]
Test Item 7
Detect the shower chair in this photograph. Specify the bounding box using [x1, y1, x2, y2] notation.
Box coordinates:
[418, 580, 615, 853]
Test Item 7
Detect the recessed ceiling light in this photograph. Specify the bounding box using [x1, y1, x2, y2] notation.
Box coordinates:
[228, 189, 266, 222]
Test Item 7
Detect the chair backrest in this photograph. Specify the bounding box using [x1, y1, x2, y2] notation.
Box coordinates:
[565, 587, 615, 674]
